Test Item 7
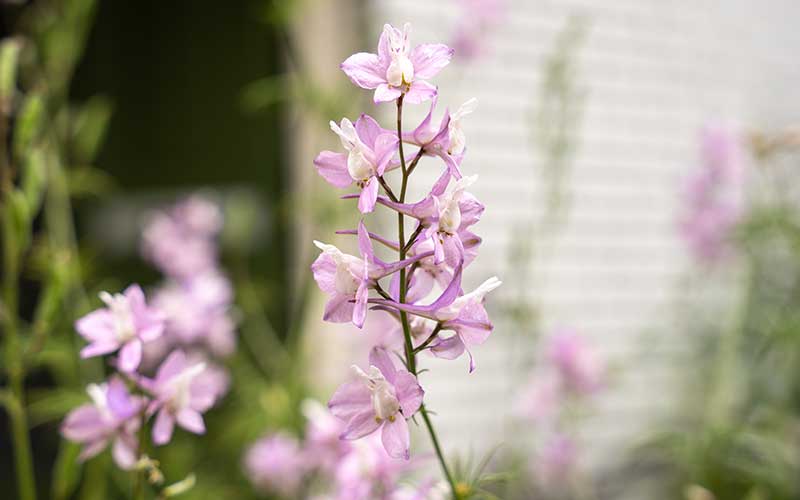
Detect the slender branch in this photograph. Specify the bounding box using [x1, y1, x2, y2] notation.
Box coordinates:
[377, 175, 398, 202]
[413, 323, 442, 354]
[402, 223, 424, 255]
[395, 95, 458, 499]
[373, 282, 393, 301]
[406, 148, 425, 178]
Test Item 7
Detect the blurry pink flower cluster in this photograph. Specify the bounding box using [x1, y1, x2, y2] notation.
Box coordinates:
[61, 196, 232, 469]
[515, 329, 605, 486]
[244, 400, 446, 499]
[679, 124, 745, 264]
[313, 22, 501, 467]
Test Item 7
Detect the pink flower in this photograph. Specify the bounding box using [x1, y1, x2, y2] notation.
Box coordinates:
[315, 115, 398, 213]
[151, 271, 237, 357]
[75, 284, 165, 373]
[244, 432, 307, 497]
[536, 433, 578, 485]
[547, 329, 604, 395]
[141, 196, 222, 280]
[143, 350, 217, 445]
[341, 23, 453, 104]
[332, 433, 418, 499]
[302, 399, 351, 475]
[374, 274, 501, 372]
[312, 221, 433, 328]
[328, 347, 424, 460]
[60, 377, 143, 469]
[449, 0, 506, 61]
[403, 97, 478, 179]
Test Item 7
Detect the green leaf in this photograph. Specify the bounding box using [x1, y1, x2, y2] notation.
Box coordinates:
[0, 37, 22, 105]
[51, 440, 83, 500]
[71, 95, 112, 164]
[27, 388, 87, 427]
[20, 147, 47, 215]
[13, 93, 45, 162]
[5, 188, 32, 256]
[66, 166, 116, 197]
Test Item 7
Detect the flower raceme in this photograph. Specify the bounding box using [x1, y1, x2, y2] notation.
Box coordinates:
[341, 23, 454, 104]
[314, 21, 501, 482]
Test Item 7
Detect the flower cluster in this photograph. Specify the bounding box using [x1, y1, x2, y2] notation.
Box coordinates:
[515, 329, 605, 487]
[679, 124, 744, 264]
[61, 196, 233, 470]
[244, 399, 443, 499]
[312, 21, 501, 483]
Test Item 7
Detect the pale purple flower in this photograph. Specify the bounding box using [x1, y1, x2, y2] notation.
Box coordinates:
[244, 432, 307, 497]
[679, 123, 744, 263]
[143, 350, 217, 445]
[328, 347, 424, 460]
[450, 0, 506, 61]
[536, 433, 578, 486]
[547, 329, 605, 395]
[332, 433, 418, 500]
[141, 196, 222, 280]
[315, 114, 398, 213]
[302, 399, 351, 475]
[341, 23, 453, 104]
[151, 271, 237, 357]
[312, 221, 433, 328]
[367, 173, 485, 267]
[75, 284, 165, 373]
[374, 274, 501, 372]
[403, 97, 478, 179]
[514, 370, 562, 425]
[61, 377, 143, 469]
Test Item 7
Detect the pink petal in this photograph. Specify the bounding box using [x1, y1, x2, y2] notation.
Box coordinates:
[106, 377, 138, 419]
[117, 339, 142, 373]
[314, 151, 353, 188]
[123, 284, 146, 310]
[358, 178, 379, 213]
[340, 52, 385, 89]
[394, 371, 424, 416]
[374, 83, 402, 103]
[355, 113, 383, 149]
[152, 409, 175, 445]
[368, 347, 397, 384]
[403, 81, 437, 104]
[381, 417, 410, 460]
[341, 410, 382, 440]
[155, 350, 187, 385]
[311, 252, 338, 295]
[112, 435, 137, 470]
[78, 439, 109, 462]
[176, 408, 206, 435]
[353, 280, 369, 329]
[357, 220, 375, 262]
[410, 43, 454, 80]
[430, 334, 466, 360]
[373, 133, 399, 175]
[74, 309, 115, 342]
[323, 294, 355, 323]
[328, 381, 371, 420]
[61, 405, 106, 442]
[80, 340, 120, 358]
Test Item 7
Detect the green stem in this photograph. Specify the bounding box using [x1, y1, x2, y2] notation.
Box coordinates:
[395, 96, 458, 499]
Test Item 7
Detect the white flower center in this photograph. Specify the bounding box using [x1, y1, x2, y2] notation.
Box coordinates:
[100, 291, 137, 343]
[166, 362, 205, 412]
[330, 119, 375, 181]
[87, 383, 113, 421]
[385, 23, 414, 88]
[347, 146, 374, 181]
[447, 98, 477, 156]
[352, 365, 400, 422]
[436, 175, 477, 234]
[438, 276, 502, 320]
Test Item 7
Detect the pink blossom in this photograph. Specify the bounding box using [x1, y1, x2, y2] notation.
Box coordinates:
[75, 284, 165, 373]
[142, 350, 217, 445]
[60, 377, 143, 469]
[141, 196, 222, 280]
[312, 221, 433, 328]
[244, 432, 307, 497]
[315, 114, 398, 213]
[514, 370, 562, 425]
[373, 274, 501, 372]
[536, 433, 578, 485]
[449, 0, 506, 61]
[332, 433, 418, 499]
[151, 271, 237, 357]
[341, 23, 453, 104]
[302, 399, 351, 475]
[403, 97, 478, 179]
[679, 123, 744, 263]
[547, 329, 605, 395]
[328, 347, 424, 460]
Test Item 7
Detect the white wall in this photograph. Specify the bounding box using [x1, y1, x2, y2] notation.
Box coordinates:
[366, 0, 800, 477]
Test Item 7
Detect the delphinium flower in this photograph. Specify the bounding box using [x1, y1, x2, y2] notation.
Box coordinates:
[311, 21, 501, 498]
[449, 0, 506, 61]
[341, 23, 453, 104]
[244, 432, 308, 498]
[60, 377, 143, 469]
[140, 196, 236, 398]
[514, 329, 605, 491]
[75, 284, 165, 373]
[679, 123, 744, 264]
